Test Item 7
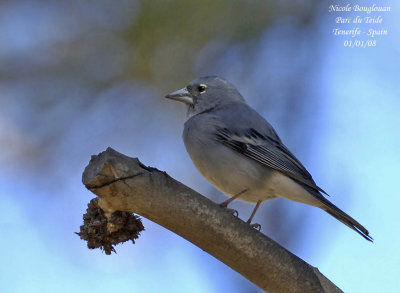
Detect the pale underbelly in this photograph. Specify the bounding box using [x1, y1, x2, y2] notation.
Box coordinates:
[189, 143, 319, 206]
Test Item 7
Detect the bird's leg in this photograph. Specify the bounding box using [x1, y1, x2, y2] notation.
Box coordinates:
[219, 189, 248, 208]
[219, 189, 248, 217]
[246, 200, 262, 230]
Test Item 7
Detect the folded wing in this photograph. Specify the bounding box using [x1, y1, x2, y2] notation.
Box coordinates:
[216, 127, 327, 195]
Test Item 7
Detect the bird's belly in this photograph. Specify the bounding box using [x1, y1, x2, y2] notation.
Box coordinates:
[184, 138, 320, 205]
[185, 140, 277, 203]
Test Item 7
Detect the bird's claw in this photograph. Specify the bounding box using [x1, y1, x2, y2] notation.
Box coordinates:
[226, 208, 239, 217]
[219, 204, 239, 217]
[249, 223, 261, 231]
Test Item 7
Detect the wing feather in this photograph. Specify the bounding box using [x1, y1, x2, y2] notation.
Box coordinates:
[216, 127, 328, 195]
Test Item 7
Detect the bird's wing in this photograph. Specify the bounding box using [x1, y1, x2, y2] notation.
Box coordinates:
[215, 127, 328, 195]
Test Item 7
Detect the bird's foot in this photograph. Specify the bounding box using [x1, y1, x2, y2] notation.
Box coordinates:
[219, 202, 228, 208]
[226, 208, 239, 217]
[248, 222, 261, 231]
[220, 205, 239, 217]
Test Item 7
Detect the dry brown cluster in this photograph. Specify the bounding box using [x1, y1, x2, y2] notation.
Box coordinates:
[76, 198, 144, 255]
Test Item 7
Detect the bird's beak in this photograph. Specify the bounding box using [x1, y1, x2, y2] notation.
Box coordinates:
[165, 88, 193, 105]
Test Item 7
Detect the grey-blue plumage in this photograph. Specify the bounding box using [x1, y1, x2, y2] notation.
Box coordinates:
[165, 76, 372, 241]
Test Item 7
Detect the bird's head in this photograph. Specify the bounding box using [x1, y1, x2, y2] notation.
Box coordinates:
[165, 76, 245, 117]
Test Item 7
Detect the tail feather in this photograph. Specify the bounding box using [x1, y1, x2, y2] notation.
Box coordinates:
[301, 184, 373, 241]
[322, 202, 373, 242]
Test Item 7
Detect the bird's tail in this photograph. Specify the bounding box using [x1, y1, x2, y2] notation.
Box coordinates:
[321, 201, 373, 242]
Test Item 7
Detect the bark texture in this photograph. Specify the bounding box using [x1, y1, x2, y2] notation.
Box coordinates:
[82, 147, 342, 293]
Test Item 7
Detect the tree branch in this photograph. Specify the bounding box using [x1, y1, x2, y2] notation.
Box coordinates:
[82, 147, 342, 293]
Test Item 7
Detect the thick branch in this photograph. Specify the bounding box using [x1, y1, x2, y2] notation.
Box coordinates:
[82, 147, 342, 293]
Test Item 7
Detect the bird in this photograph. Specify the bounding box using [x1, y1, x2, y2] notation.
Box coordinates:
[165, 76, 372, 241]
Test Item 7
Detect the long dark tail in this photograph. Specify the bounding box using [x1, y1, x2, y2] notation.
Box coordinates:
[321, 201, 373, 242]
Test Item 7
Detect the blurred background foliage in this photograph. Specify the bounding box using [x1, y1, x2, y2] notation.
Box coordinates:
[1, 0, 319, 179]
[1, 0, 399, 292]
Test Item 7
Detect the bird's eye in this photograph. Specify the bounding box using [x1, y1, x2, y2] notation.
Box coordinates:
[198, 84, 207, 94]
